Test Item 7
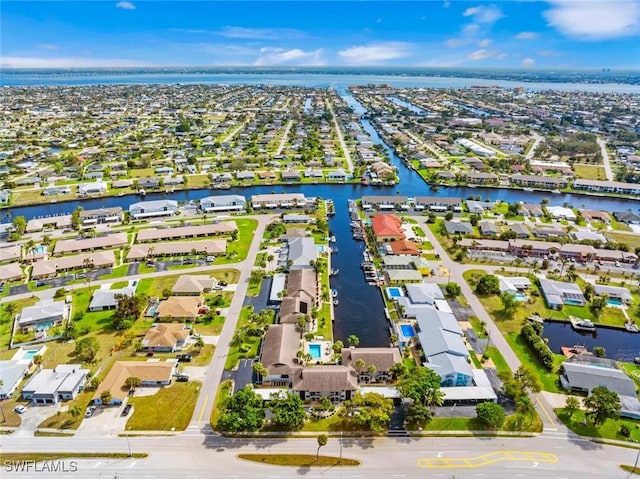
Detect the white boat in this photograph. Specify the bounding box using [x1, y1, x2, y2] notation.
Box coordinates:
[569, 316, 596, 332]
[332, 289, 338, 298]
[330, 236, 336, 243]
[523, 187, 533, 192]
[333, 300, 339, 306]
[330, 269, 340, 276]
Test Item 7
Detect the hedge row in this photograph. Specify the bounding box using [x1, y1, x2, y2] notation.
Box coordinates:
[521, 322, 554, 370]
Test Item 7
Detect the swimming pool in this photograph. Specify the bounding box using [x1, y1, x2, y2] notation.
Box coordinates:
[386, 287, 404, 299]
[22, 349, 39, 359]
[565, 299, 584, 305]
[514, 293, 527, 301]
[33, 245, 46, 255]
[308, 344, 322, 359]
[608, 298, 623, 306]
[400, 324, 415, 338]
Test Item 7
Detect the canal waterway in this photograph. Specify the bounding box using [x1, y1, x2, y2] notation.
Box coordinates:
[3, 90, 640, 354]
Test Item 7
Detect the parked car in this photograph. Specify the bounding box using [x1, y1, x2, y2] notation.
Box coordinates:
[183, 259, 194, 265]
[121, 404, 132, 416]
[176, 374, 189, 382]
[85, 406, 96, 417]
[35, 281, 46, 287]
[219, 281, 228, 287]
[206, 256, 215, 262]
[177, 354, 192, 362]
[14, 405, 26, 414]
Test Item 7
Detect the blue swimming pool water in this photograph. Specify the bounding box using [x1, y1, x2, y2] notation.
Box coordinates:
[387, 287, 403, 298]
[33, 246, 46, 254]
[514, 293, 527, 301]
[565, 299, 583, 305]
[308, 344, 322, 359]
[608, 298, 623, 306]
[400, 324, 415, 338]
[22, 349, 39, 359]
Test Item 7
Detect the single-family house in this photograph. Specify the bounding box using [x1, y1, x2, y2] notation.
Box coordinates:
[287, 237, 317, 270]
[200, 195, 246, 212]
[89, 285, 136, 311]
[78, 181, 108, 196]
[327, 169, 347, 181]
[92, 361, 175, 405]
[593, 284, 633, 304]
[0, 360, 30, 399]
[539, 278, 586, 309]
[18, 300, 67, 331]
[372, 214, 405, 242]
[141, 323, 190, 352]
[445, 221, 474, 235]
[479, 221, 499, 237]
[560, 356, 637, 397]
[21, 365, 88, 404]
[156, 296, 202, 321]
[172, 275, 217, 296]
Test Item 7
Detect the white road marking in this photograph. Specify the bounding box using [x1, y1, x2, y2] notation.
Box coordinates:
[92, 462, 103, 468]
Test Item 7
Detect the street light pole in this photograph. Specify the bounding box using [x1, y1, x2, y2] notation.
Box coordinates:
[633, 446, 640, 474]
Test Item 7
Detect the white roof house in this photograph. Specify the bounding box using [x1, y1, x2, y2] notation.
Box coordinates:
[200, 195, 246, 212]
[405, 283, 445, 305]
[89, 285, 137, 311]
[18, 300, 67, 329]
[546, 206, 577, 221]
[594, 284, 633, 304]
[129, 200, 178, 219]
[21, 364, 88, 404]
[78, 181, 108, 195]
[287, 237, 317, 270]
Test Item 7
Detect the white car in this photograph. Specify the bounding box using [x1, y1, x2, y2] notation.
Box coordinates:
[85, 406, 96, 417]
[14, 405, 26, 414]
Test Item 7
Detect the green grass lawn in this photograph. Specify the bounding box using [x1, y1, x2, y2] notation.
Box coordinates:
[189, 344, 215, 366]
[210, 379, 232, 428]
[225, 307, 275, 369]
[238, 454, 360, 467]
[605, 231, 640, 250]
[573, 164, 607, 180]
[110, 281, 130, 289]
[99, 265, 129, 280]
[556, 408, 640, 443]
[38, 390, 94, 430]
[0, 296, 39, 351]
[126, 381, 200, 431]
[215, 218, 258, 265]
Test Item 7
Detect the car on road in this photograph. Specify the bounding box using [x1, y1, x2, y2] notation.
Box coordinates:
[206, 256, 215, 262]
[14, 405, 26, 414]
[35, 281, 46, 287]
[175, 374, 189, 382]
[121, 404, 132, 416]
[183, 258, 194, 265]
[85, 406, 96, 417]
[177, 354, 192, 362]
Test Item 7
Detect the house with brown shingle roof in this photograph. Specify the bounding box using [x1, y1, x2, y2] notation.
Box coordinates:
[259, 324, 301, 386]
[292, 366, 358, 402]
[92, 361, 175, 405]
[341, 348, 402, 384]
[156, 296, 202, 321]
[286, 269, 316, 306]
[172, 275, 217, 296]
[141, 323, 190, 352]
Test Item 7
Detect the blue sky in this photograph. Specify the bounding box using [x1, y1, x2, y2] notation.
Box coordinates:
[2, 1, 640, 69]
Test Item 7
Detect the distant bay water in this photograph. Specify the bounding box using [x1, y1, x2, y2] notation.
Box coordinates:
[2, 69, 640, 93]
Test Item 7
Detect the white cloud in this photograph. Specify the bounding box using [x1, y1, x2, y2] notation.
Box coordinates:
[538, 49, 563, 57]
[376, 18, 383, 24]
[0, 56, 149, 69]
[218, 26, 304, 40]
[467, 49, 506, 61]
[253, 47, 325, 66]
[544, 0, 640, 39]
[36, 44, 60, 51]
[521, 58, 536, 67]
[515, 31, 538, 40]
[338, 42, 413, 65]
[115, 1, 135, 10]
[198, 44, 257, 57]
[463, 5, 504, 23]
[478, 38, 492, 47]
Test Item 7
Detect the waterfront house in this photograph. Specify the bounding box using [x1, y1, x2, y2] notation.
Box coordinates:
[78, 181, 107, 196]
[327, 169, 347, 181]
[573, 179, 640, 196]
[539, 278, 586, 309]
[236, 171, 255, 181]
[372, 214, 405, 242]
[518, 204, 544, 217]
[200, 195, 246, 212]
[137, 177, 160, 189]
[251, 193, 308, 209]
[141, 323, 190, 352]
[613, 211, 640, 225]
[414, 196, 462, 212]
[511, 174, 568, 189]
[286, 269, 316, 306]
[362, 195, 409, 211]
[129, 200, 178, 219]
[286, 237, 317, 270]
[292, 366, 358, 402]
[281, 170, 301, 182]
[462, 172, 498, 184]
[79, 207, 123, 226]
[593, 284, 633, 304]
[21, 364, 88, 404]
[42, 185, 71, 196]
[560, 356, 636, 397]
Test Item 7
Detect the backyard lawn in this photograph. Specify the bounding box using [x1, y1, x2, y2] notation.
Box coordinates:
[0, 296, 39, 351]
[126, 381, 201, 431]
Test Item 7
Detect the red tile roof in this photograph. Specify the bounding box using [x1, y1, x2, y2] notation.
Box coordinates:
[372, 214, 405, 239]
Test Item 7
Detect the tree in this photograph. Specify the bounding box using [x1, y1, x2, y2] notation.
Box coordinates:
[593, 346, 606, 358]
[270, 393, 306, 430]
[32, 354, 43, 369]
[405, 402, 433, 428]
[71, 207, 83, 230]
[217, 386, 265, 432]
[389, 362, 406, 380]
[590, 295, 608, 318]
[476, 402, 505, 429]
[340, 392, 393, 432]
[11, 216, 27, 237]
[100, 390, 112, 405]
[112, 293, 147, 330]
[445, 282, 461, 298]
[355, 358, 366, 373]
[348, 334, 360, 347]
[332, 340, 344, 354]
[583, 386, 621, 426]
[396, 367, 443, 407]
[475, 274, 500, 295]
[565, 396, 581, 418]
[500, 291, 520, 319]
[316, 434, 328, 460]
[74, 337, 100, 362]
[194, 336, 205, 352]
[125, 376, 141, 392]
[68, 404, 83, 421]
[512, 366, 541, 396]
[253, 361, 268, 379]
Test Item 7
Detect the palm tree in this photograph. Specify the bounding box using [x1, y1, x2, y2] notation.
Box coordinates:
[347, 334, 360, 348]
[316, 434, 328, 460]
[68, 404, 83, 422]
[32, 354, 43, 370]
[354, 358, 366, 374]
[125, 376, 141, 392]
[194, 336, 205, 353]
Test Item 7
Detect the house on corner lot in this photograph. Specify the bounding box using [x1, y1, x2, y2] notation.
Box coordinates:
[172, 275, 217, 296]
[341, 348, 402, 384]
[141, 323, 190, 352]
[92, 361, 175, 405]
[21, 364, 88, 404]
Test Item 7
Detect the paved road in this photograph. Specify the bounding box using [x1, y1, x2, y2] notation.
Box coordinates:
[597, 136, 614, 181]
[328, 100, 354, 173]
[526, 132, 544, 161]
[0, 433, 633, 479]
[275, 119, 293, 156]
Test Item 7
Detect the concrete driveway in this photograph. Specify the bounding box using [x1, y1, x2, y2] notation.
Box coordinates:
[13, 403, 60, 436]
[76, 404, 131, 436]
